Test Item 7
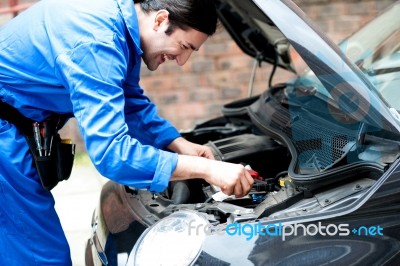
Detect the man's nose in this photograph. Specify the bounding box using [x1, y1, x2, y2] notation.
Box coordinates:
[176, 50, 193, 66]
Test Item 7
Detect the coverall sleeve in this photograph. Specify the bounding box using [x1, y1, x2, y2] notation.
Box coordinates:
[122, 67, 181, 148]
[54, 41, 178, 192]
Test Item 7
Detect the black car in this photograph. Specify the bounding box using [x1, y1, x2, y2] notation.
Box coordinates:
[85, 0, 400, 265]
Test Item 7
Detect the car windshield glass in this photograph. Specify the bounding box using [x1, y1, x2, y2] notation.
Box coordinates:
[298, 3, 400, 111]
[249, 0, 400, 133]
[282, 3, 400, 114]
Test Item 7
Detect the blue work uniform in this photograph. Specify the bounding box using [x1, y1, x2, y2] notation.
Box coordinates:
[0, 0, 180, 264]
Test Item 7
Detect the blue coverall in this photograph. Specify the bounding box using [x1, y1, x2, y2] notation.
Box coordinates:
[0, 0, 180, 264]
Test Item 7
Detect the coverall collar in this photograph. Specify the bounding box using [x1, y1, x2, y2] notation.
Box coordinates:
[116, 0, 143, 56]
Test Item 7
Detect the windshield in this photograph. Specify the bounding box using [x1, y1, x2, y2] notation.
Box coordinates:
[279, 1, 400, 137]
[294, 3, 400, 112]
[340, 3, 400, 111]
[251, 0, 400, 133]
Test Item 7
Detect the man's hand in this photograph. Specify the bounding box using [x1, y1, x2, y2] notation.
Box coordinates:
[203, 159, 254, 197]
[170, 154, 254, 198]
[167, 137, 214, 159]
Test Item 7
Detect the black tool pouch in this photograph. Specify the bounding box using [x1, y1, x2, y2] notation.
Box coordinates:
[25, 133, 75, 191]
[0, 100, 75, 191]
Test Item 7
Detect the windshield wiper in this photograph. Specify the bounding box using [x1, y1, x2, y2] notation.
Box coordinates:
[368, 66, 400, 76]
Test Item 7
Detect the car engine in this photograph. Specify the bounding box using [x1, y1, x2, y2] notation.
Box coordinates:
[99, 83, 399, 237]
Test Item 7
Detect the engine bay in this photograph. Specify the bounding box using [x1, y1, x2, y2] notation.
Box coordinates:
[115, 83, 400, 229]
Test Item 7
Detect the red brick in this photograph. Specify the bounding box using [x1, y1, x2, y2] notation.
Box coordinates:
[216, 55, 253, 70]
[189, 87, 219, 102]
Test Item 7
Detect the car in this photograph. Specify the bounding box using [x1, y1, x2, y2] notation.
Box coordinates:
[85, 0, 400, 265]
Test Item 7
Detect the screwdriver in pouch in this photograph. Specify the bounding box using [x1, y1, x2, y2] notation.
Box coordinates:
[42, 118, 56, 156]
[33, 122, 43, 156]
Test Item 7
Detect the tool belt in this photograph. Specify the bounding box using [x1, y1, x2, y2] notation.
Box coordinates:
[0, 101, 75, 191]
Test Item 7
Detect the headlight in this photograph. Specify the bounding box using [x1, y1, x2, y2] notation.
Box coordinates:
[128, 210, 209, 265]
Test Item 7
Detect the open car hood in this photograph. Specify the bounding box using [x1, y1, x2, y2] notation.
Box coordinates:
[215, 0, 400, 134]
[215, 0, 295, 72]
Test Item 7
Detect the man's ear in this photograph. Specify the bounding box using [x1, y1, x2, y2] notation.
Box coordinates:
[153, 10, 169, 31]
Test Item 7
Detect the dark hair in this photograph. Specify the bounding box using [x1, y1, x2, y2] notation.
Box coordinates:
[138, 0, 218, 36]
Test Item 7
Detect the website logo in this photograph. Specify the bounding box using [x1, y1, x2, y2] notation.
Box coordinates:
[188, 220, 384, 241]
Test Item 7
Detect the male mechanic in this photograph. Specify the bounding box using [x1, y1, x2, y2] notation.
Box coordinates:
[0, 0, 253, 264]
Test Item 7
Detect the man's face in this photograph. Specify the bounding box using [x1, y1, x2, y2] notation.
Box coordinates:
[140, 11, 208, 71]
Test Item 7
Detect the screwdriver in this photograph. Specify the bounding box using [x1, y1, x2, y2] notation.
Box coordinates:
[42, 118, 57, 156]
[33, 122, 43, 156]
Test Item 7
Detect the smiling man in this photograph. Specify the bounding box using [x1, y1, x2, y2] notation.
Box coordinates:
[136, 3, 209, 70]
[0, 0, 253, 264]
